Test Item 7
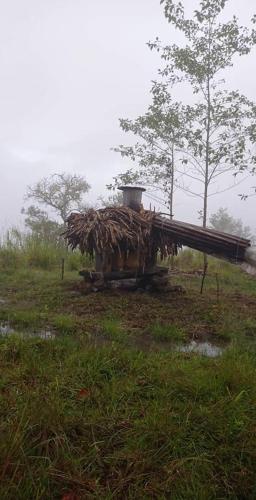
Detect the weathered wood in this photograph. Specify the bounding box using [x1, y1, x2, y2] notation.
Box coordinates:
[105, 270, 137, 280]
[79, 266, 168, 282]
[61, 258, 65, 281]
[154, 216, 251, 263]
[93, 279, 105, 288]
[108, 278, 139, 290]
[163, 285, 185, 294]
[79, 270, 103, 282]
[150, 276, 169, 288]
[78, 268, 174, 293]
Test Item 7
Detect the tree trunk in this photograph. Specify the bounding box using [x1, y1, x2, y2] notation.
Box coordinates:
[203, 17, 212, 269]
[169, 144, 175, 220]
[169, 145, 175, 269]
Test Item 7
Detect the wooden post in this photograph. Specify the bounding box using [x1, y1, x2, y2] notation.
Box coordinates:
[215, 273, 220, 303]
[200, 261, 208, 295]
[61, 258, 65, 280]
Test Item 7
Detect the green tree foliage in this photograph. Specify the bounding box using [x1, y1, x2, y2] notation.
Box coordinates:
[22, 173, 90, 240]
[111, 94, 187, 217]
[25, 173, 90, 222]
[112, 0, 256, 225]
[21, 206, 62, 243]
[209, 207, 252, 239]
[98, 191, 123, 208]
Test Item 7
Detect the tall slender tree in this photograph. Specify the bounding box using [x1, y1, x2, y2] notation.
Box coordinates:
[112, 84, 188, 218]
[112, 0, 256, 227]
[156, 0, 256, 228]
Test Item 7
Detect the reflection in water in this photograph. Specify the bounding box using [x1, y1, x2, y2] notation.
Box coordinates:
[178, 341, 223, 357]
[0, 322, 223, 355]
[0, 323, 55, 340]
[0, 323, 14, 335]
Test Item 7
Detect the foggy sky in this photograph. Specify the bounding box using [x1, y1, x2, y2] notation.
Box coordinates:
[0, 0, 255, 233]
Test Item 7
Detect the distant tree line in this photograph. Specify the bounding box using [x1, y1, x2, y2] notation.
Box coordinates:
[209, 207, 253, 240]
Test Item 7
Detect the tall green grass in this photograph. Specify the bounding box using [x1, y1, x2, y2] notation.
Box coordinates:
[0, 229, 92, 272]
[174, 248, 234, 274]
[1, 337, 256, 499]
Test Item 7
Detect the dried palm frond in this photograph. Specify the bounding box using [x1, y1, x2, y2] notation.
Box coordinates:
[64, 207, 153, 255]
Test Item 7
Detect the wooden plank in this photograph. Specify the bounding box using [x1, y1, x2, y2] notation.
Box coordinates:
[153, 216, 250, 263]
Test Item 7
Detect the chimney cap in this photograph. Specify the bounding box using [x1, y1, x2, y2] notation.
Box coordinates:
[118, 185, 146, 192]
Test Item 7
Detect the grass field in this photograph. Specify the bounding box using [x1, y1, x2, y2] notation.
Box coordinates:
[1, 242, 256, 499]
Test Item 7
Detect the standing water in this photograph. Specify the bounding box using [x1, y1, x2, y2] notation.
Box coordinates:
[177, 340, 223, 357]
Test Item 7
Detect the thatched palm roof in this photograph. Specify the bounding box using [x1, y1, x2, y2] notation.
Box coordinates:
[63, 207, 178, 259]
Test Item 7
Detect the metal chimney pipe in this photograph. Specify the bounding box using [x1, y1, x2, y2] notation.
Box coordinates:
[118, 186, 146, 211]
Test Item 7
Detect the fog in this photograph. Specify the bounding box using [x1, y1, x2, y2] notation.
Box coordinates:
[0, 0, 255, 232]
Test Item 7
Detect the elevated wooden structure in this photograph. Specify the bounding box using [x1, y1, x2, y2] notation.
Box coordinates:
[64, 186, 254, 292]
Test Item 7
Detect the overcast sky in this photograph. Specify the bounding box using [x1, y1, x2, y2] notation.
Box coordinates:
[0, 0, 255, 233]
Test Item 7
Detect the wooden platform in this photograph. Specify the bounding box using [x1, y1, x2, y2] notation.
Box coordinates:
[79, 266, 170, 292]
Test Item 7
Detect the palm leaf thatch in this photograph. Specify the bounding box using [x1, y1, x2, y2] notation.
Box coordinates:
[63, 207, 178, 259]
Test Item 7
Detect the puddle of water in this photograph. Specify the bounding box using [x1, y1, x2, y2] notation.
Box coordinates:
[33, 330, 56, 340]
[0, 322, 55, 340]
[0, 322, 223, 353]
[0, 323, 15, 335]
[178, 341, 223, 357]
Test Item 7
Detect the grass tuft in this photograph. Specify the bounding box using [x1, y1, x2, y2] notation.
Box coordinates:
[150, 322, 185, 342]
[52, 314, 77, 335]
[101, 317, 126, 342]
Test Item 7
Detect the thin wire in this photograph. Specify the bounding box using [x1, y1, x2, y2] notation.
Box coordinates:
[144, 192, 167, 206]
